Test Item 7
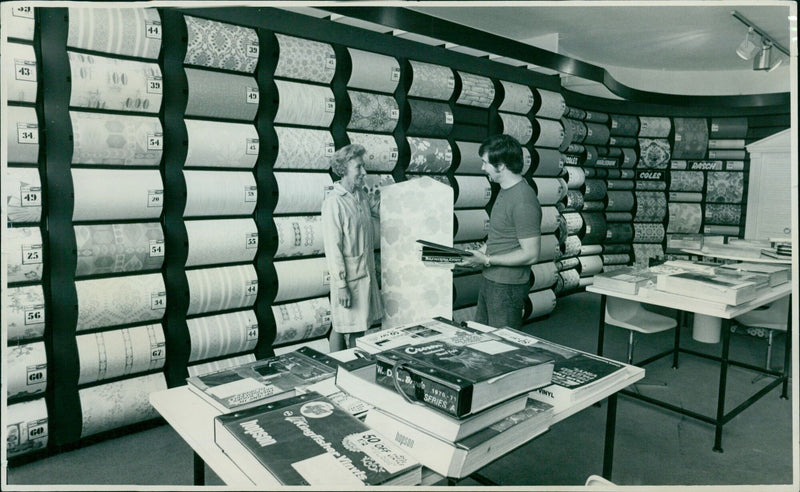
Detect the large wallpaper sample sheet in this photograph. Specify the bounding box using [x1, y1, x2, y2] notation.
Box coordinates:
[186, 264, 258, 315]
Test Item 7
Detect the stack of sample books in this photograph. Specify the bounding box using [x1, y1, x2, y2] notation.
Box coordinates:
[718, 262, 790, 287]
[355, 317, 485, 354]
[655, 270, 761, 305]
[417, 239, 470, 266]
[591, 267, 655, 294]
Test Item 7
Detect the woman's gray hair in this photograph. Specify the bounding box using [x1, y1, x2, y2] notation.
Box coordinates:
[330, 144, 366, 178]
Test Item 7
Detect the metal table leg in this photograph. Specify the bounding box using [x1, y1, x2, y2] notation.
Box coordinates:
[602, 393, 618, 480]
[713, 318, 732, 453]
[193, 452, 205, 486]
[781, 295, 792, 399]
[597, 294, 607, 356]
[673, 311, 682, 369]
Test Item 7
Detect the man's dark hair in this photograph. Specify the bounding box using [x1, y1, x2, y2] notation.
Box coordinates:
[478, 134, 524, 174]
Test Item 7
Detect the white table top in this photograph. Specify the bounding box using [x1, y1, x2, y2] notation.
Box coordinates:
[586, 281, 792, 319]
[681, 248, 792, 265]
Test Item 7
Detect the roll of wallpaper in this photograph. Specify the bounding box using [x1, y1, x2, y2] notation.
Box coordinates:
[499, 81, 534, 114]
[456, 71, 495, 108]
[7, 342, 47, 400]
[6, 285, 45, 342]
[70, 111, 162, 166]
[609, 136, 637, 148]
[187, 264, 258, 315]
[672, 118, 708, 159]
[534, 118, 565, 148]
[583, 179, 607, 201]
[620, 147, 637, 168]
[567, 144, 585, 156]
[570, 121, 588, 145]
[347, 48, 400, 93]
[408, 60, 454, 101]
[667, 203, 702, 234]
[454, 141, 482, 174]
[561, 235, 582, 258]
[708, 139, 745, 150]
[6, 42, 38, 103]
[522, 148, 533, 175]
[185, 218, 257, 267]
[637, 138, 671, 169]
[454, 176, 492, 208]
[184, 15, 258, 73]
[533, 149, 563, 177]
[708, 149, 746, 160]
[75, 222, 164, 277]
[580, 212, 608, 245]
[605, 191, 635, 212]
[634, 191, 667, 222]
[274, 33, 335, 83]
[274, 172, 332, 214]
[583, 122, 611, 145]
[565, 190, 584, 211]
[187, 353, 257, 378]
[710, 117, 748, 139]
[526, 289, 557, 319]
[726, 161, 746, 171]
[578, 255, 604, 277]
[558, 269, 581, 292]
[274, 80, 335, 127]
[581, 201, 604, 212]
[534, 89, 566, 119]
[453, 273, 482, 308]
[602, 254, 631, 265]
[538, 235, 560, 262]
[559, 118, 575, 150]
[68, 7, 162, 59]
[703, 224, 741, 235]
[632, 244, 664, 269]
[6, 398, 48, 458]
[347, 132, 398, 172]
[407, 99, 453, 137]
[540, 207, 561, 234]
[605, 223, 634, 244]
[272, 297, 332, 346]
[274, 215, 324, 258]
[609, 114, 639, 136]
[619, 169, 636, 179]
[603, 243, 632, 254]
[706, 172, 744, 203]
[638, 116, 671, 138]
[533, 177, 567, 205]
[704, 204, 742, 225]
[583, 145, 598, 166]
[183, 170, 256, 218]
[186, 68, 258, 119]
[604, 212, 633, 222]
[563, 212, 583, 235]
[407, 137, 453, 173]
[606, 179, 634, 191]
[69, 52, 161, 112]
[6, 227, 43, 283]
[5, 6, 36, 40]
[557, 257, 579, 271]
[583, 111, 609, 123]
[669, 170, 704, 192]
[76, 324, 165, 385]
[75, 273, 166, 332]
[273, 257, 330, 303]
[185, 120, 259, 169]
[633, 223, 665, 243]
[347, 90, 399, 132]
[668, 192, 703, 202]
[564, 166, 586, 189]
[79, 372, 166, 438]
[636, 180, 667, 191]
[188, 309, 259, 363]
[580, 245, 604, 256]
[6, 167, 42, 224]
[499, 113, 533, 145]
[7, 106, 39, 164]
[565, 107, 585, 120]
[454, 209, 490, 242]
[274, 127, 334, 170]
[66, 170, 155, 223]
[531, 262, 559, 290]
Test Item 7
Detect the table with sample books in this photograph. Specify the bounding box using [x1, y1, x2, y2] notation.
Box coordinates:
[587, 261, 792, 452]
[149, 318, 644, 486]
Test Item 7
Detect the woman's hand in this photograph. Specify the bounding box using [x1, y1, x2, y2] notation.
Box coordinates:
[338, 285, 352, 309]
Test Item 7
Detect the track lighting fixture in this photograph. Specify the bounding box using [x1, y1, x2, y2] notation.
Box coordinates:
[736, 27, 759, 60]
[731, 10, 789, 72]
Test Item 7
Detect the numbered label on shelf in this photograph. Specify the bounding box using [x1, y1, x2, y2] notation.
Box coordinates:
[13, 5, 35, 18]
[322, 269, 331, 286]
[20, 186, 41, 207]
[325, 54, 336, 69]
[148, 239, 165, 257]
[390, 147, 398, 160]
[17, 124, 38, 144]
[244, 186, 257, 203]
[390, 67, 401, 81]
[246, 138, 259, 155]
[484, 188, 492, 199]
[150, 343, 166, 361]
[445, 112, 453, 125]
[325, 144, 335, 157]
[146, 132, 163, 151]
[145, 20, 162, 39]
[27, 419, 48, 441]
[246, 43, 259, 58]
[245, 280, 258, 296]
[246, 87, 259, 104]
[483, 220, 490, 232]
[24, 305, 45, 325]
[675, 134, 682, 142]
[15, 60, 37, 82]
[147, 189, 164, 208]
[246, 324, 259, 341]
[27, 364, 47, 386]
[146, 77, 163, 94]
[150, 291, 167, 310]
[21, 244, 43, 264]
[325, 98, 335, 113]
[445, 149, 453, 164]
[390, 108, 399, 120]
[245, 232, 258, 249]
[447, 76, 455, 89]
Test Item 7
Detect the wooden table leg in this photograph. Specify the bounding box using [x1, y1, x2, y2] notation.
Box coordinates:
[602, 393, 618, 480]
[713, 318, 732, 453]
[193, 451, 205, 486]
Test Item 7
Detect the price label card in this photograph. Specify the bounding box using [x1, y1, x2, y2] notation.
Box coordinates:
[390, 67, 401, 81]
[611, 121, 618, 129]
[26, 364, 47, 386]
[325, 98, 335, 113]
[27, 420, 48, 441]
[246, 324, 259, 341]
[524, 153, 532, 166]
[447, 76, 455, 89]
[20, 186, 41, 207]
[150, 343, 166, 361]
[22, 244, 43, 264]
[325, 54, 336, 69]
[145, 20, 162, 39]
[390, 148, 398, 160]
[246, 138, 259, 155]
[484, 188, 492, 199]
[322, 270, 331, 286]
[151, 291, 166, 310]
[246, 87, 259, 104]
[17, 124, 38, 144]
[15, 61, 37, 82]
[24, 305, 45, 325]
[147, 189, 163, 208]
[704, 226, 713, 234]
[245, 232, 258, 249]
[13, 5, 35, 18]
[711, 123, 719, 133]
[483, 220, 490, 231]
[488, 87, 495, 97]
[390, 108, 399, 120]
[445, 149, 453, 164]
[325, 144, 335, 157]
[146, 132, 163, 151]
[146, 77, 163, 94]
[246, 43, 259, 58]
[245, 280, 258, 296]
[675, 134, 682, 142]
[244, 186, 257, 202]
[148, 239, 165, 257]
[527, 94, 535, 106]
[445, 112, 453, 125]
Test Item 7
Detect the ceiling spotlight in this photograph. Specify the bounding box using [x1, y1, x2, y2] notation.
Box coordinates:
[736, 27, 759, 60]
[753, 40, 773, 70]
[767, 54, 783, 72]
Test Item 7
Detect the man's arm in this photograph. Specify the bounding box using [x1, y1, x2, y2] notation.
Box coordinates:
[460, 235, 540, 268]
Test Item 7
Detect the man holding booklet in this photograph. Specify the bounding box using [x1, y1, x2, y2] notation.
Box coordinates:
[459, 134, 542, 329]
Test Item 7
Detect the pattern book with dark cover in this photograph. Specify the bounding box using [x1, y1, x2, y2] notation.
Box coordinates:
[374, 335, 554, 417]
[295, 346, 375, 379]
[214, 392, 421, 486]
[186, 351, 335, 412]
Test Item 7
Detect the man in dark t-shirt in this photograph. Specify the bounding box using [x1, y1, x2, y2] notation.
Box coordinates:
[459, 134, 542, 328]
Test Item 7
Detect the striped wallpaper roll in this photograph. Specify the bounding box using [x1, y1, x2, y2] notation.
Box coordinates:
[68, 8, 162, 59]
[75, 222, 164, 277]
[79, 373, 166, 438]
[6, 226, 43, 283]
[183, 170, 257, 218]
[274, 215, 324, 258]
[275, 33, 335, 83]
[185, 120, 259, 169]
[274, 257, 330, 302]
[185, 218, 257, 267]
[187, 310, 258, 363]
[186, 264, 258, 315]
[272, 297, 332, 346]
[76, 324, 165, 385]
[274, 172, 332, 214]
[274, 80, 334, 127]
[347, 48, 400, 94]
[75, 273, 166, 332]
